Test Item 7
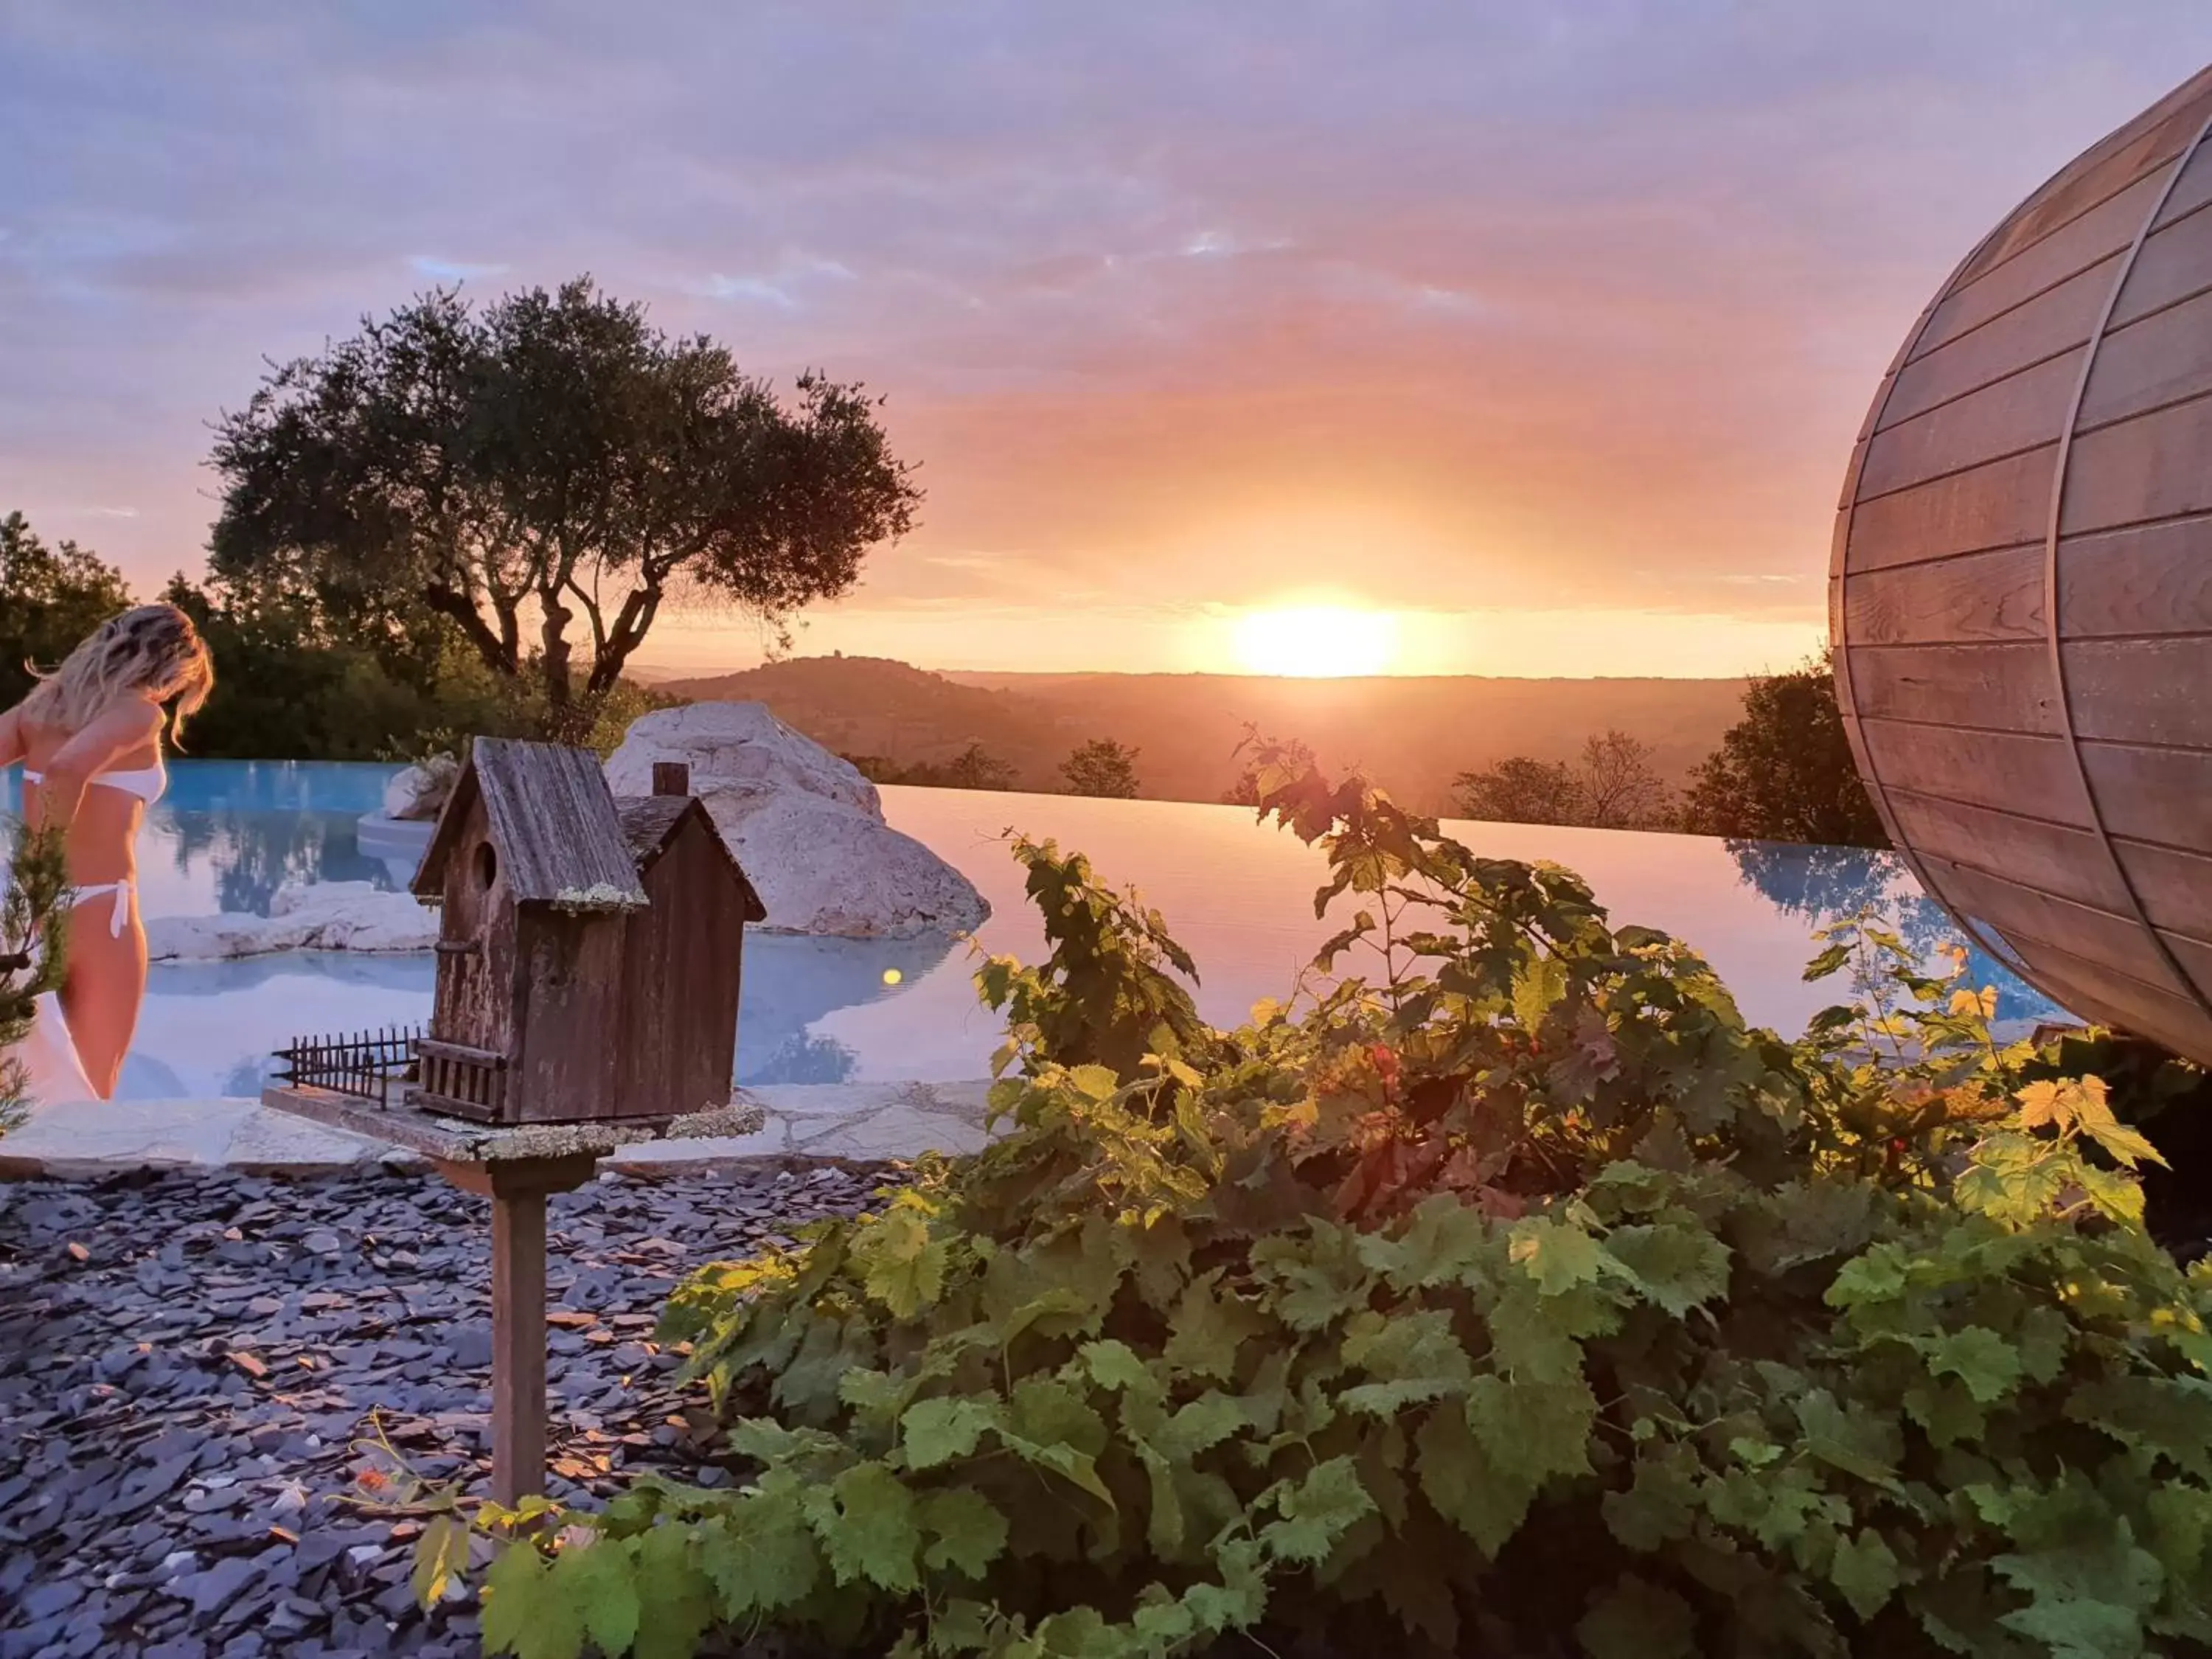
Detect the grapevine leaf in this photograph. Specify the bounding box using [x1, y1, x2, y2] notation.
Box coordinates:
[807, 1462, 923, 1591]
[1921, 1326, 2023, 1406]
[1577, 1574, 1698, 1659]
[931, 1597, 995, 1654]
[1130, 1587, 1198, 1647]
[1513, 953, 1571, 1027]
[1155, 1392, 1248, 1461]
[919, 1489, 1010, 1579]
[1258, 1455, 1375, 1566]
[411, 1513, 470, 1610]
[1135, 1444, 1186, 1558]
[1418, 1399, 1536, 1557]
[1825, 1244, 1909, 1310]
[1486, 1284, 1588, 1384]
[1605, 1222, 1731, 1317]
[630, 1524, 712, 1659]
[1338, 1307, 1474, 1415]
[2015, 1306, 2073, 1385]
[1079, 1339, 1156, 1397]
[851, 1208, 950, 1320]
[1467, 1374, 1597, 1486]
[1830, 1528, 1902, 1622]
[697, 1484, 823, 1618]
[1508, 1217, 1605, 1297]
[551, 1537, 641, 1658]
[1998, 1598, 2143, 1657]
[1252, 1226, 1374, 1332]
[1162, 1273, 1265, 1379]
[902, 1397, 1001, 1470]
[480, 1543, 580, 1659]
[1182, 1537, 1268, 1635]
[1007, 1377, 1109, 1458]
[1746, 1180, 1879, 1273]
[1601, 1450, 1699, 1552]
[1355, 1192, 1493, 1290]
[1001, 1433, 1116, 1508]
[1794, 1389, 1903, 1491]
[1068, 1063, 1121, 1100]
[1801, 944, 1851, 983]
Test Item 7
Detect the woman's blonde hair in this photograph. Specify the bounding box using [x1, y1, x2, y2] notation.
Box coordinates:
[24, 604, 215, 748]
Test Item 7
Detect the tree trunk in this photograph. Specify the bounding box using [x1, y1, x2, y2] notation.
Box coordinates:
[586, 583, 661, 698]
[535, 588, 599, 745]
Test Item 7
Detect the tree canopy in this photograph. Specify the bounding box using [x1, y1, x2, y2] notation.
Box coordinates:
[0, 511, 136, 708]
[1451, 731, 1673, 830]
[1680, 650, 1887, 847]
[208, 276, 922, 738]
[1060, 737, 1141, 799]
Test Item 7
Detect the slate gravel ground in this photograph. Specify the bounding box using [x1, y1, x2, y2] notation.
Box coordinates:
[0, 1162, 893, 1659]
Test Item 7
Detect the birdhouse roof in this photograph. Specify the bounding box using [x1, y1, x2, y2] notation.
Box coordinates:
[413, 739, 649, 912]
[615, 796, 768, 923]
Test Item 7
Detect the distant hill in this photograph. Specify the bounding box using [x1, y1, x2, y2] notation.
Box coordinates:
[655, 655, 1752, 812]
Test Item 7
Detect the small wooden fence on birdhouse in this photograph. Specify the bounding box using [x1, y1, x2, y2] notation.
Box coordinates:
[271, 1026, 423, 1108]
[271, 1026, 509, 1119]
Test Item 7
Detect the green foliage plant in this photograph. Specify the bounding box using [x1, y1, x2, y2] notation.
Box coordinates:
[451, 743, 2212, 1659]
[0, 823, 72, 1135]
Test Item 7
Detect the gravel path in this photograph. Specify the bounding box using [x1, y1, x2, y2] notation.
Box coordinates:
[0, 1162, 891, 1658]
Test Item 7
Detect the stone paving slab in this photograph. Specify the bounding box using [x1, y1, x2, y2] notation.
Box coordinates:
[0, 1080, 1000, 1182]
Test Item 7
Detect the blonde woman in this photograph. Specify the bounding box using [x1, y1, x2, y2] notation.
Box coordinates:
[0, 605, 214, 1102]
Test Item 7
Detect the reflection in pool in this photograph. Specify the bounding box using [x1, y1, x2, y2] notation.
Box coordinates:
[4, 762, 2065, 1098]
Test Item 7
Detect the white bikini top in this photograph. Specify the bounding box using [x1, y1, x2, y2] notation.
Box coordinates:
[21, 758, 167, 804]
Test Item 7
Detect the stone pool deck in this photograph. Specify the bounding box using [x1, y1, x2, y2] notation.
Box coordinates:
[0, 1079, 996, 1182]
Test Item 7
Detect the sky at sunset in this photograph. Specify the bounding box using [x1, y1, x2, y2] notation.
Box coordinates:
[7, 3, 2212, 677]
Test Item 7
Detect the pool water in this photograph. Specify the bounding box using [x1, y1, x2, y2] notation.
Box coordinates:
[1, 764, 2062, 1099]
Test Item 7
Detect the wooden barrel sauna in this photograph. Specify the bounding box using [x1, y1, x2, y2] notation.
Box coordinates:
[1832, 63, 2212, 1065]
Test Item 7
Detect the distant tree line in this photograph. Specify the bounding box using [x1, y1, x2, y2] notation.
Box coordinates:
[844, 745, 1017, 791]
[1440, 650, 1885, 846]
[845, 737, 1147, 800]
[1215, 653, 1886, 849]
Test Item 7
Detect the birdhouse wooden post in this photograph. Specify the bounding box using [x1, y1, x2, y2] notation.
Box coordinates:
[261, 737, 764, 1505]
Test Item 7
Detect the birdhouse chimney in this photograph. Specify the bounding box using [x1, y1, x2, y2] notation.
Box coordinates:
[652, 762, 691, 798]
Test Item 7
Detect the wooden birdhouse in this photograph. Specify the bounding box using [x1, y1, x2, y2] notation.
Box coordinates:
[408, 739, 764, 1124]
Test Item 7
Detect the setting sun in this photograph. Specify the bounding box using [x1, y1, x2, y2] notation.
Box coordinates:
[1231, 607, 1399, 677]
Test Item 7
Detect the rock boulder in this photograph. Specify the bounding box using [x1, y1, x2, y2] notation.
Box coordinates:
[145, 882, 435, 962]
[603, 703, 990, 939]
[382, 754, 459, 821]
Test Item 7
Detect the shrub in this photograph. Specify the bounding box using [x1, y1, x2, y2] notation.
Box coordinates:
[0, 824, 72, 1135]
[454, 748, 2212, 1659]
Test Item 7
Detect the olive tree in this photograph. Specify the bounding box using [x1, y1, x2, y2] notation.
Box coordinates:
[209, 277, 922, 737]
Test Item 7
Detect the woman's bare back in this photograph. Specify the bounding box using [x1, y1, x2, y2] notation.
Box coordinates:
[7, 700, 164, 889]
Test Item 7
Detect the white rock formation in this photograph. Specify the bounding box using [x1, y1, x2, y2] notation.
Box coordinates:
[604, 703, 991, 939]
[145, 881, 436, 962]
[382, 754, 459, 821]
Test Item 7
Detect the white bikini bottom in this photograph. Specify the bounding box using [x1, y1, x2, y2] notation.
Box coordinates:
[69, 879, 134, 938]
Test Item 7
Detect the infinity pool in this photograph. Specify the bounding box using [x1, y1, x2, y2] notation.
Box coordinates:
[1, 763, 2061, 1099]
